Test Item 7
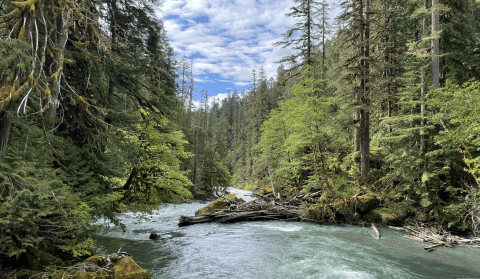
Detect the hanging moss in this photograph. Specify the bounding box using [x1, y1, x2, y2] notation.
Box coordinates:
[0, 85, 13, 101]
[18, 27, 26, 41]
[10, 0, 37, 10]
[4, 8, 20, 18]
[77, 96, 88, 106]
[11, 80, 29, 101]
[27, 74, 34, 85]
[51, 71, 59, 82]
[73, 41, 90, 50]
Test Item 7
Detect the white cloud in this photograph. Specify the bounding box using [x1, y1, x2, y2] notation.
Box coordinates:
[159, 0, 298, 86]
[158, 0, 339, 97]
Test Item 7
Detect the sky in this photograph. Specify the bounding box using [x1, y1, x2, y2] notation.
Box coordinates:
[158, 0, 339, 106]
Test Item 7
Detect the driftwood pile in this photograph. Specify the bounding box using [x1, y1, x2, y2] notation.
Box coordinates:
[178, 191, 322, 227]
[389, 224, 480, 251]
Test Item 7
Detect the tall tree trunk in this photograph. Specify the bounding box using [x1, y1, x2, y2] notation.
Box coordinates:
[47, 11, 68, 119]
[181, 58, 186, 103]
[420, 0, 428, 156]
[0, 112, 11, 159]
[360, 0, 371, 180]
[354, 0, 364, 163]
[307, 0, 311, 65]
[321, 0, 327, 75]
[188, 59, 194, 121]
[108, 0, 117, 108]
[431, 0, 440, 89]
[193, 128, 197, 194]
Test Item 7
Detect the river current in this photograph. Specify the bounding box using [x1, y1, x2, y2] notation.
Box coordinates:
[94, 188, 480, 279]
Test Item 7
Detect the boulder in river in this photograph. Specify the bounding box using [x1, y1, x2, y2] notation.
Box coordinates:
[195, 193, 245, 216]
[149, 233, 159, 240]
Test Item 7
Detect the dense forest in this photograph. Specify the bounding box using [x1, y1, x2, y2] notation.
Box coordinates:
[0, 0, 480, 270]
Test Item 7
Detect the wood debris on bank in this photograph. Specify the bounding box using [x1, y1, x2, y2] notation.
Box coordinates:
[399, 223, 480, 251]
[178, 191, 322, 227]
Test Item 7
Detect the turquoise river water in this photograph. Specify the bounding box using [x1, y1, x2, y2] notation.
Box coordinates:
[93, 188, 480, 279]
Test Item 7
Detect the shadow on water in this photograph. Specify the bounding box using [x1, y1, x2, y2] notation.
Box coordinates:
[94, 188, 480, 279]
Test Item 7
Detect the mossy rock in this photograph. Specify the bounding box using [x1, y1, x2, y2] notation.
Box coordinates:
[112, 257, 150, 279]
[195, 194, 245, 216]
[355, 193, 379, 213]
[61, 268, 110, 279]
[85, 254, 105, 265]
[365, 208, 400, 225]
[63, 254, 150, 279]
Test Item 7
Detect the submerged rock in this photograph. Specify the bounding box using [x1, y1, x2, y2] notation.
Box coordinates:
[149, 233, 159, 240]
[195, 193, 245, 216]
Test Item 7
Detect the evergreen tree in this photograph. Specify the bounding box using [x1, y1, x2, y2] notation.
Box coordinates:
[275, 0, 322, 77]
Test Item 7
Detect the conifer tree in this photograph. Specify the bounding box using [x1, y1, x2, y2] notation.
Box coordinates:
[333, 0, 373, 180]
[275, 0, 322, 76]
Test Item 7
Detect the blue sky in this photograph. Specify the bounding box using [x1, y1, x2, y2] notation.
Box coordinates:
[158, 0, 339, 106]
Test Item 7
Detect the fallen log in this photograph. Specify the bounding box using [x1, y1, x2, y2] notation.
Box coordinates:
[424, 243, 444, 251]
[371, 223, 381, 239]
[179, 194, 304, 227]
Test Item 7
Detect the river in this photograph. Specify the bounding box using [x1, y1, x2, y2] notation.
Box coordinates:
[93, 188, 480, 278]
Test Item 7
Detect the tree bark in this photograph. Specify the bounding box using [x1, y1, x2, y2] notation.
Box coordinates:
[420, 0, 428, 156]
[431, 0, 440, 89]
[306, 0, 311, 65]
[321, 0, 327, 68]
[107, 0, 117, 108]
[193, 128, 197, 194]
[360, 0, 371, 180]
[0, 112, 11, 159]
[47, 11, 68, 119]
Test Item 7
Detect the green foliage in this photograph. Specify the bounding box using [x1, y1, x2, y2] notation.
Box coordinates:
[429, 80, 480, 185]
[122, 118, 193, 211]
[256, 66, 347, 194]
[0, 121, 96, 258]
[443, 188, 480, 234]
[0, 39, 32, 78]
